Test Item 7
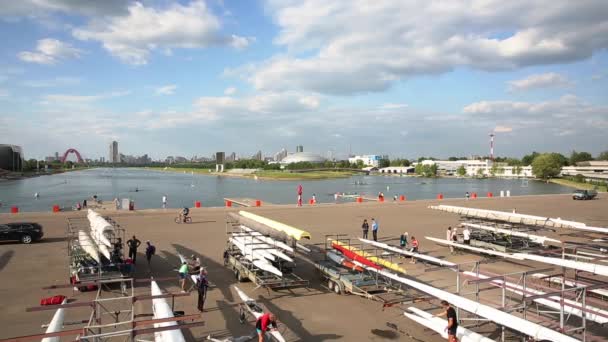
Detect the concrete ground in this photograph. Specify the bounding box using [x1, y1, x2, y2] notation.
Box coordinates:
[1, 194, 607, 341]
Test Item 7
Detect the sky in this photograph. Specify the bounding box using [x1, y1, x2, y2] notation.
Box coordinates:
[1, 0, 607, 160]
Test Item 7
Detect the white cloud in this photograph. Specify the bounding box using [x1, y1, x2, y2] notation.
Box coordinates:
[0, 0, 127, 17]
[494, 125, 513, 133]
[41, 91, 130, 107]
[18, 38, 82, 65]
[380, 103, 408, 110]
[508, 72, 571, 92]
[22, 77, 81, 88]
[242, 0, 608, 94]
[224, 86, 237, 95]
[155, 85, 177, 96]
[73, 1, 251, 65]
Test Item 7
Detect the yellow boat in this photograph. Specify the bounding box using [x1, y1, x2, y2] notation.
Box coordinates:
[332, 240, 406, 274]
[239, 211, 311, 240]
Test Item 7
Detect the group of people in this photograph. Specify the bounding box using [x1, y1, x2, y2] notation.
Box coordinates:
[178, 255, 209, 312]
[446, 225, 471, 253]
[361, 218, 380, 241]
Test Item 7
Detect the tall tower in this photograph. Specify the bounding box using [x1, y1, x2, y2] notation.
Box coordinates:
[296, 145, 303, 153]
[489, 133, 495, 161]
[109, 141, 119, 163]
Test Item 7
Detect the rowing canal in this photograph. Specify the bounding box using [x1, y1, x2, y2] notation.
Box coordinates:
[0, 168, 572, 212]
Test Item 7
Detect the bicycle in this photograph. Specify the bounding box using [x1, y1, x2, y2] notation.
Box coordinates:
[175, 215, 192, 224]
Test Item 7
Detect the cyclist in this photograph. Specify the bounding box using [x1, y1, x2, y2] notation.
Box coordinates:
[179, 207, 190, 223]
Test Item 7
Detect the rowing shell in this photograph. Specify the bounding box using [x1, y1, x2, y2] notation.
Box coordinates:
[234, 286, 286, 342]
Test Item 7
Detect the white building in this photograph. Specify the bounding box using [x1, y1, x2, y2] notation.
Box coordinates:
[561, 161, 608, 180]
[415, 159, 533, 178]
[348, 155, 381, 167]
[108, 141, 119, 163]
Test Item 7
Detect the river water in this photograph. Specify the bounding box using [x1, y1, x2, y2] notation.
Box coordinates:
[0, 168, 572, 212]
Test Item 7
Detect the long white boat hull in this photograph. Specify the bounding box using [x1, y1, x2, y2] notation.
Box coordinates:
[405, 307, 493, 342]
[241, 226, 294, 252]
[78, 230, 101, 263]
[514, 253, 608, 277]
[460, 223, 562, 245]
[90, 231, 111, 260]
[425, 237, 522, 259]
[41, 299, 67, 342]
[429, 205, 608, 233]
[233, 233, 293, 262]
[359, 238, 456, 267]
[364, 267, 579, 342]
[232, 236, 276, 261]
[233, 286, 286, 342]
[230, 238, 282, 277]
[151, 281, 186, 342]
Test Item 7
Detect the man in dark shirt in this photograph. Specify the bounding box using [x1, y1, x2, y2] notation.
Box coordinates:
[127, 235, 141, 264]
[436, 300, 458, 341]
[361, 219, 369, 239]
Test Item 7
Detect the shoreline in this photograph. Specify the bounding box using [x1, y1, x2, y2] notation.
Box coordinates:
[143, 166, 355, 181]
[0, 167, 89, 181]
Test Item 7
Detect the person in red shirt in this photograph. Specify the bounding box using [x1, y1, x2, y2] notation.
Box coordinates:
[409, 236, 419, 264]
[256, 313, 278, 341]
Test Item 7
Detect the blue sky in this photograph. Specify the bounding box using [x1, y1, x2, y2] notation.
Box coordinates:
[1, 0, 607, 160]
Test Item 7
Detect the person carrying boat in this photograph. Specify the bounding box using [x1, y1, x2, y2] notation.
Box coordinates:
[256, 313, 278, 342]
[435, 300, 459, 342]
[361, 219, 369, 239]
[189, 254, 201, 273]
[178, 261, 189, 292]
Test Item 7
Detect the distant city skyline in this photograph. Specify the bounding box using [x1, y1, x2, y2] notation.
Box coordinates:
[1, 1, 606, 160]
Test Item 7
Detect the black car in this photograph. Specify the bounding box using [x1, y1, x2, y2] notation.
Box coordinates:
[0, 222, 44, 244]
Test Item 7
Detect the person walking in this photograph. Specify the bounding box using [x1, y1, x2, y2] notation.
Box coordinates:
[446, 227, 454, 254]
[114, 197, 120, 210]
[435, 300, 459, 342]
[312, 193, 316, 204]
[463, 226, 471, 245]
[371, 218, 379, 241]
[410, 236, 419, 264]
[256, 313, 279, 342]
[178, 261, 189, 292]
[465, 192, 470, 200]
[400, 232, 408, 249]
[145, 241, 156, 266]
[196, 268, 209, 312]
[162, 195, 168, 209]
[127, 235, 141, 264]
[83, 199, 87, 208]
[297, 184, 303, 207]
[361, 219, 369, 239]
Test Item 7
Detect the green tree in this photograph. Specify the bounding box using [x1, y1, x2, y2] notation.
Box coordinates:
[476, 168, 485, 178]
[378, 158, 390, 168]
[597, 151, 608, 161]
[457, 165, 466, 177]
[570, 151, 593, 165]
[490, 164, 498, 177]
[505, 158, 522, 166]
[522, 152, 540, 166]
[415, 163, 423, 175]
[531, 153, 564, 179]
[356, 160, 364, 168]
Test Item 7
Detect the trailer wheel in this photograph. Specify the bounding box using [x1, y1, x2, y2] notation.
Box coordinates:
[328, 280, 334, 291]
[333, 281, 344, 295]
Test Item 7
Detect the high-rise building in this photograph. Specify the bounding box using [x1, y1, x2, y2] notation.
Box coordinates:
[54, 152, 59, 160]
[109, 141, 119, 163]
[274, 148, 288, 161]
[296, 145, 303, 153]
[252, 150, 262, 161]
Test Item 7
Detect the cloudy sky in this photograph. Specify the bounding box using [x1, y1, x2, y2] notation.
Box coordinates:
[1, 0, 607, 160]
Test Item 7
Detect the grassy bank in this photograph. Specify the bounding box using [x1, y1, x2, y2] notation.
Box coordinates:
[143, 166, 212, 174]
[254, 170, 354, 180]
[549, 178, 608, 192]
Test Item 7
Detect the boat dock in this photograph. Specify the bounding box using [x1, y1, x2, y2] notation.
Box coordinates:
[223, 197, 271, 207]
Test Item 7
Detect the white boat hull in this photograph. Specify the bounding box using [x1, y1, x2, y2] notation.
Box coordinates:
[78, 230, 101, 263]
[151, 281, 186, 342]
[233, 286, 286, 342]
[405, 307, 493, 342]
[41, 299, 67, 342]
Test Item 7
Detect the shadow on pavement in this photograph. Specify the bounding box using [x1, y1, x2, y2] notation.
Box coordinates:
[0, 250, 14, 272]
